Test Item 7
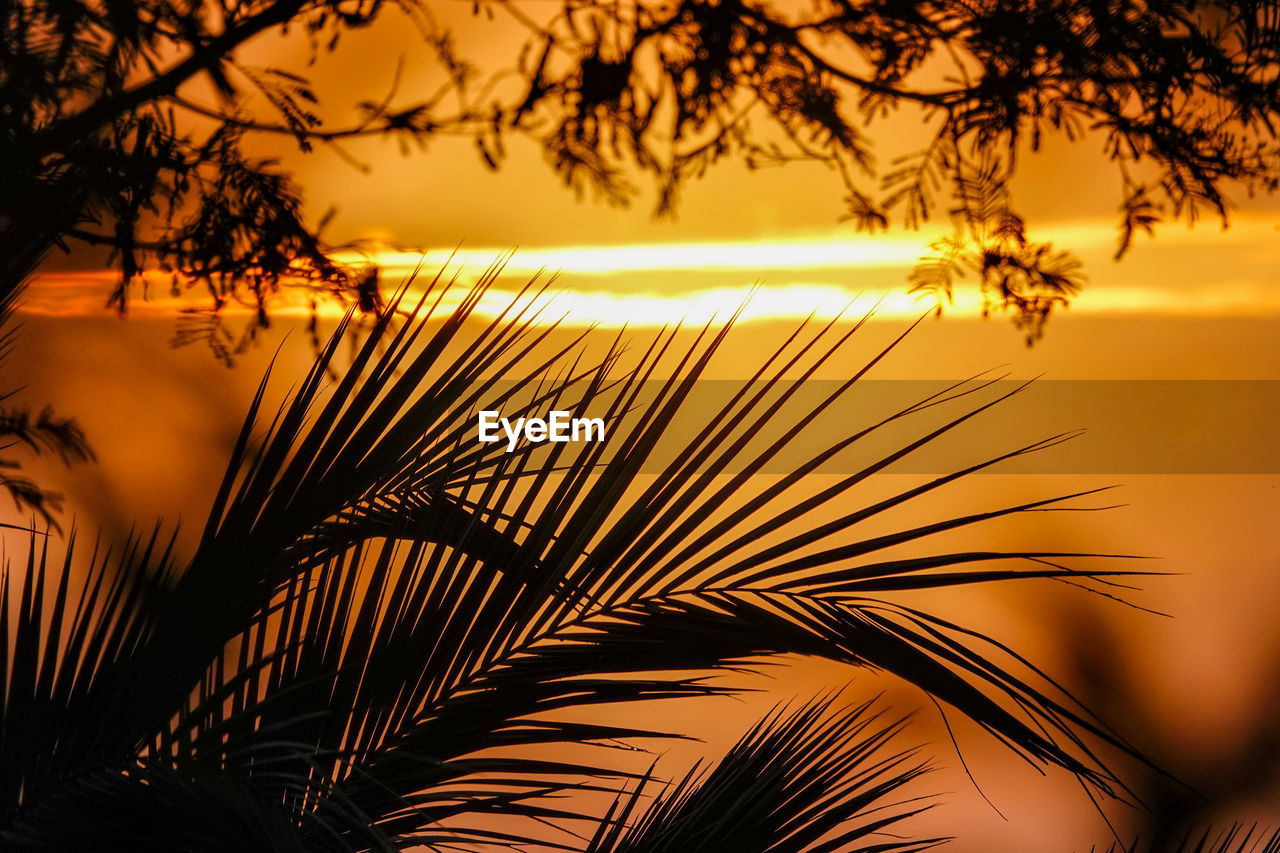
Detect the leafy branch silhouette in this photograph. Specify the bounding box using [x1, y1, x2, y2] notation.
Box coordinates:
[0, 267, 1182, 849]
[5, 1, 1280, 340]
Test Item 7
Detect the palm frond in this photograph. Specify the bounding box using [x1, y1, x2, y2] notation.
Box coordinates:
[3, 761, 335, 853]
[1, 265, 1156, 848]
[0, 527, 178, 823]
[172, 272, 1147, 838]
[586, 694, 943, 853]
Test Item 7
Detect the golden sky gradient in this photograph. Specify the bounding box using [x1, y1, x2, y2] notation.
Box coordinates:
[29, 212, 1280, 324]
[11, 6, 1280, 849]
[28, 2, 1280, 329]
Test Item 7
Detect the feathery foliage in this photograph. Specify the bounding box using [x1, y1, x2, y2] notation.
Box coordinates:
[4, 1, 1280, 338]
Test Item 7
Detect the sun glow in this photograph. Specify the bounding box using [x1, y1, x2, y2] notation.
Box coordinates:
[347, 235, 939, 275]
[462, 284, 949, 326]
[338, 224, 1117, 277]
[21, 219, 1280, 324]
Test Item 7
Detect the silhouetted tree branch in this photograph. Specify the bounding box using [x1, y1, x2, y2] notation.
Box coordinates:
[491, 0, 1280, 339]
[4, 0, 1279, 340]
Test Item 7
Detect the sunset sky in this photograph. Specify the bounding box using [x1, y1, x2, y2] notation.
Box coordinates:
[26, 4, 1280, 330]
[11, 4, 1280, 850]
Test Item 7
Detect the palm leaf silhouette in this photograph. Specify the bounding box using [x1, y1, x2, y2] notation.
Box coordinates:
[585, 694, 942, 853]
[2, 265, 1150, 848]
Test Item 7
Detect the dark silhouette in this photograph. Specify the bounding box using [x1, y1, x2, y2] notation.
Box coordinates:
[0, 272, 1172, 849]
[4, 1, 1279, 339]
[583, 696, 940, 852]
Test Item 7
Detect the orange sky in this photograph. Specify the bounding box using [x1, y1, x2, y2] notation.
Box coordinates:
[29, 2, 1280, 329]
[28, 208, 1280, 325]
[12, 6, 1280, 849]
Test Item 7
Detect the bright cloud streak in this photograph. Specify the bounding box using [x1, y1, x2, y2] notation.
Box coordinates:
[396, 281, 1280, 327]
[339, 217, 1279, 279]
[21, 218, 1280, 323]
[337, 223, 1120, 277]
